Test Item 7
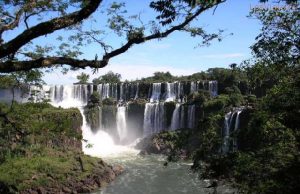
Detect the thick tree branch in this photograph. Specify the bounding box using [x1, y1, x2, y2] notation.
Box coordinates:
[0, 1, 225, 73]
[0, 57, 106, 73]
[0, 0, 102, 59]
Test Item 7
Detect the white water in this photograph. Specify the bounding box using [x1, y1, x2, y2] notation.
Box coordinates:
[170, 103, 181, 130]
[221, 108, 244, 153]
[222, 111, 232, 153]
[165, 83, 176, 102]
[48, 85, 134, 158]
[187, 105, 196, 129]
[150, 83, 161, 102]
[116, 106, 128, 143]
[233, 110, 242, 151]
[143, 103, 165, 136]
[18, 81, 219, 157]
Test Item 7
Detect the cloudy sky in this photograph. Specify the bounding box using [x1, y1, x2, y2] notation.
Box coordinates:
[4, 0, 264, 84]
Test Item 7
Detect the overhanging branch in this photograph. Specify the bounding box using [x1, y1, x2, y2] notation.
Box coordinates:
[0, 0, 102, 59]
[0, 57, 107, 73]
[0, 0, 226, 73]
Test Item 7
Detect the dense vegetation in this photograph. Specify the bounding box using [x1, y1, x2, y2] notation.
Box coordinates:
[0, 0, 299, 193]
[138, 3, 299, 194]
[0, 102, 122, 193]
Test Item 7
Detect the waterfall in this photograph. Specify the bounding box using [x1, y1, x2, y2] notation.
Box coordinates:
[6, 80, 220, 155]
[117, 106, 127, 143]
[102, 83, 110, 99]
[150, 83, 161, 102]
[221, 108, 243, 153]
[170, 103, 181, 130]
[187, 105, 195, 129]
[190, 82, 197, 93]
[222, 111, 232, 153]
[176, 82, 184, 102]
[233, 109, 242, 151]
[134, 83, 139, 99]
[143, 103, 165, 136]
[180, 105, 185, 128]
[209, 81, 218, 97]
[120, 83, 124, 102]
[165, 83, 176, 102]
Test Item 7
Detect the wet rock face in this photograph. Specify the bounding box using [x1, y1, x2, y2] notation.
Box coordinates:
[136, 135, 172, 155]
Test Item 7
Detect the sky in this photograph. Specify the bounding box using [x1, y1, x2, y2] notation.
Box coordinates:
[4, 0, 265, 84]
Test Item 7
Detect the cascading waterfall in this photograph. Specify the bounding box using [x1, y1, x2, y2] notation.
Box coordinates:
[117, 106, 128, 143]
[222, 111, 232, 153]
[176, 82, 184, 102]
[143, 103, 165, 137]
[134, 83, 139, 99]
[170, 103, 181, 130]
[221, 108, 243, 153]
[209, 81, 218, 97]
[165, 82, 176, 102]
[190, 82, 197, 93]
[5, 80, 219, 156]
[48, 85, 132, 157]
[150, 83, 161, 102]
[187, 105, 195, 129]
[233, 109, 242, 151]
[180, 105, 185, 129]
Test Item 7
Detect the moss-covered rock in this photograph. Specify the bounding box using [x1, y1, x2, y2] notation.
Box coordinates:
[136, 129, 202, 161]
[101, 105, 118, 141]
[84, 105, 101, 131]
[0, 150, 124, 194]
[127, 101, 146, 142]
[0, 102, 124, 193]
[102, 98, 117, 106]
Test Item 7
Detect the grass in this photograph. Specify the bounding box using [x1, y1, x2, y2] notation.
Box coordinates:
[0, 151, 104, 191]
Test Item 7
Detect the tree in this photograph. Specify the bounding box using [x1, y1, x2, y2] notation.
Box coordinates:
[243, 2, 299, 95]
[93, 71, 121, 84]
[153, 72, 173, 82]
[0, 0, 225, 73]
[76, 72, 89, 84]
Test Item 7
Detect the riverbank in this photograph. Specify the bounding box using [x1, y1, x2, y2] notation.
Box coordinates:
[0, 150, 124, 194]
[0, 102, 124, 193]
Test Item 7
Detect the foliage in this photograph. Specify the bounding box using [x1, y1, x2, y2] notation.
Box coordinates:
[195, 3, 300, 193]
[102, 98, 116, 106]
[0, 0, 225, 73]
[204, 94, 230, 114]
[0, 151, 107, 192]
[76, 72, 89, 84]
[93, 71, 121, 84]
[187, 90, 210, 105]
[88, 92, 101, 105]
[0, 102, 82, 163]
[0, 70, 44, 103]
[242, 3, 299, 96]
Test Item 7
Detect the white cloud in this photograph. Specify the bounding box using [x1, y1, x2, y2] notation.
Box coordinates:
[199, 53, 245, 59]
[43, 63, 197, 85]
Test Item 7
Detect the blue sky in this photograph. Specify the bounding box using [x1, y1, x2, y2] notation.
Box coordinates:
[4, 0, 264, 84]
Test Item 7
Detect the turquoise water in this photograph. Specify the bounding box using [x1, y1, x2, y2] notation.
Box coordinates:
[92, 152, 234, 194]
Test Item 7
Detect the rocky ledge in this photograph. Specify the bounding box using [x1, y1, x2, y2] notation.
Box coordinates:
[0, 153, 124, 194]
[135, 130, 195, 161]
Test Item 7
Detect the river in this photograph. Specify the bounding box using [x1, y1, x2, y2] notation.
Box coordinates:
[89, 149, 234, 194]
